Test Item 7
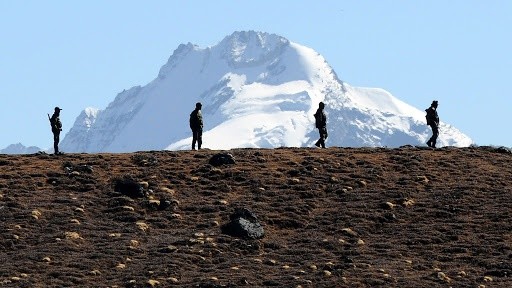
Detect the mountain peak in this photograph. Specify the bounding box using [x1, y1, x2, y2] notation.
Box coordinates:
[219, 30, 290, 68]
[60, 31, 472, 153]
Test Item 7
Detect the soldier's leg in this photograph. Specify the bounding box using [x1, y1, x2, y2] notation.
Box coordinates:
[192, 130, 197, 150]
[320, 128, 327, 148]
[432, 125, 439, 148]
[197, 129, 203, 149]
[53, 132, 60, 154]
[315, 129, 321, 147]
[427, 125, 434, 147]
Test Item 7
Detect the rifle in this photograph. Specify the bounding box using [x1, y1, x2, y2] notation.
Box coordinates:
[48, 113, 53, 129]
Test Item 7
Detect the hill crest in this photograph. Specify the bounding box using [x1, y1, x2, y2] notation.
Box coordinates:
[1, 146, 511, 286]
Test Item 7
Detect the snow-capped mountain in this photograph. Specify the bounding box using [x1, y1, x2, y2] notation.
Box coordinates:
[60, 31, 472, 153]
[0, 143, 41, 154]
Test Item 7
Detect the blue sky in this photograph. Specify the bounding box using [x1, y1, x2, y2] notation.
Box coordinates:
[1, 0, 510, 149]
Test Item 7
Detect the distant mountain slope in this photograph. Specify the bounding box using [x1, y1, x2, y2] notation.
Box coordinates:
[0, 143, 41, 154]
[60, 31, 472, 153]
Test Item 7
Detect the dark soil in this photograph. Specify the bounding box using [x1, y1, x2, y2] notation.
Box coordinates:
[1, 146, 511, 287]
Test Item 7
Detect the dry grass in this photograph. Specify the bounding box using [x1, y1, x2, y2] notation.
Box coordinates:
[0, 146, 511, 287]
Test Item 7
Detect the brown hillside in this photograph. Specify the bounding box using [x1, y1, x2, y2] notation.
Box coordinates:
[1, 147, 511, 287]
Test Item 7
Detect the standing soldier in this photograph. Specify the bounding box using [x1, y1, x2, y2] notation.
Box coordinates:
[314, 102, 327, 148]
[48, 107, 63, 155]
[189, 102, 203, 150]
[425, 100, 439, 148]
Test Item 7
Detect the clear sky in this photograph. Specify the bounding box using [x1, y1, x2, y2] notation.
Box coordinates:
[1, 0, 510, 150]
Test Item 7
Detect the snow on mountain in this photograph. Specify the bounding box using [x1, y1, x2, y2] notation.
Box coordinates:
[0, 143, 41, 154]
[60, 30, 472, 153]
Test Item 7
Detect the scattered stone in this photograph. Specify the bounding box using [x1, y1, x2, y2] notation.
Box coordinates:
[116, 263, 126, 269]
[122, 206, 135, 211]
[31, 210, 41, 220]
[139, 181, 150, 189]
[136, 222, 149, 232]
[383, 202, 396, 209]
[147, 199, 161, 209]
[70, 219, 81, 225]
[323, 270, 332, 277]
[65, 231, 82, 240]
[209, 153, 236, 166]
[168, 277, 179, 283]
[402, 198, 415, 207]
[341, 228, 358, 237]
[158, 199, 176, 211]
[160, 187, 175, 195]
[158, 245, 178, 253]
[42, 257, 51, 262]
[129, 240, 139, 248]
[437, 272, 451, 283]
[90, 270, 101, 276]
[75, 207, 85, 213]
[416, 175, 429, 183]
[483, 276, 493, 282]
[215, 199, 228, 205]
[147, 279, 160, 287]
[357, 180, 367, 187]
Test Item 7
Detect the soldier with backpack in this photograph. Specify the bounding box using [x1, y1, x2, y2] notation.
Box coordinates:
[48, 106, 63, 155]
[314, 102, 327, 148]
[189, 102, 203, 150]
[425, 100, 439, 148]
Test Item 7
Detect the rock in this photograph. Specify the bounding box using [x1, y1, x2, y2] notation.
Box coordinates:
[437, 272, 451, 283]
[158, 199, 173, 211]
[158, 245, 178, 253]
[209, 153, 236, 167]
[65, 231, 82, 240]
[341, 228, 358, 237]
[382, 202, 396, 209]
[136, 222, 149, 232]
[221, 208, 264, 239]
[113, 177, 145, 198]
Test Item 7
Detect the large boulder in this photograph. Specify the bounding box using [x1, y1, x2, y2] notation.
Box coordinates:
[221, 208, 264, 239]
[209, 153, 236, 167]
[113, 177, 145, 198]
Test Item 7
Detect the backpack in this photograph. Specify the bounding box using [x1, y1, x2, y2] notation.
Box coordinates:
[425, 107, 434, 125]
[314, 111, 321, 128]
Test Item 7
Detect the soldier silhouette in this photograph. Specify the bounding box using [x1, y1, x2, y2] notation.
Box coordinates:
[189, 102, 203, 150]
[314, 102, 327, 148]
[425, 100, 439, 148]
[48, 107, 63, 155]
